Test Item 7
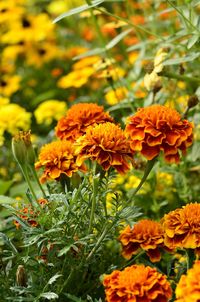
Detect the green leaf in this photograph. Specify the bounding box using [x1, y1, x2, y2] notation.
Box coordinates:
[57, 245, 73, 257]
[105, 28, 133, 50]
[163, 52, 200, 66]
[0, 195, 16, 204]
[64, 293, 83, 302]
[40, 292, 59, 300]
[53, 0, 105, 23]
[187, 34, 199, 49]
[0, 232, 18, 254]
[48, 273, 62, 285]
[0, 180, 13, 195]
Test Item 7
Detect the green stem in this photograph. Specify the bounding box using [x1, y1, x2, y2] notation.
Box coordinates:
[127, 157, 157, 203]
[160, 71, 200, 85]
[186, 249, 195, 270]
[29, 165, 46, 198]
[88, 162, 98, 234]
[20, 164, 38, 203]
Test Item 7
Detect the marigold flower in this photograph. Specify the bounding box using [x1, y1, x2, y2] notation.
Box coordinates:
[75, 122, 133, 174]
[162, 203, 200, 250]
[125, 105, 193, 163]
[56, 103, 113, 141]
[103, 264, 172, 302]
[119, 219, 164, 262]
[175, 260, 200, 302]
[35, 140, 86, 183]
[34, 100, 67, 126]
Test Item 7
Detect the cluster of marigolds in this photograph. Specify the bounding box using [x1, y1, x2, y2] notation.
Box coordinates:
[13, 102, 199, 301]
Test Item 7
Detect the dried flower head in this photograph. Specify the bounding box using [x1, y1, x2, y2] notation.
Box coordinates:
[55, 103, 113, 142]
[35, 140, 86, 183]
[175, 260, 200, 302]
[162, 203, 200, 250]
[75, 122, 133, 174]
[103, 264, 172, 302]
[119, 219, 164, 262]
[125, 105, 193, 163]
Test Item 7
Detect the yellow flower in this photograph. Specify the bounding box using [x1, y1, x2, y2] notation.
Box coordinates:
[57, 67, 94, 89]
[0, 97, 9, 105]
[34, 100, 67, 126]
[0, 104, 31, 145]
[73, 56, 101, 70]
[48, 0, 84, 15]
[0, 75, 21, 97]
[105, 87, 128, 106]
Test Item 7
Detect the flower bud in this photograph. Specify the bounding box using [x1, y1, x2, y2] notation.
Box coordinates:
[188, 95, 199, 109]
[16, 265, 27, 287]
[12, 131, 35, 166]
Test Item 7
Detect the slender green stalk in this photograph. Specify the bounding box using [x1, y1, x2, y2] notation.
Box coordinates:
[127, 157, 157, 203]
[160, 71, 200, 85]
[19, 164, 38, 203]
[186, 249, 195, 270]
[88, 162, 98, 234]
[29, 165, 46, 198]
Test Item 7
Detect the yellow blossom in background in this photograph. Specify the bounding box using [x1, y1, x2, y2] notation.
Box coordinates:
[0, 97, 10, 105]
[2, 13, 55, 44]
[128, 52, 139, 64]
[73, 56, 101, 70]
[47, 0, 85, 15]
[96, 66, 126, 80]
[106, 191, 122, 214]
[34, 100, 67, 126]
[0, 75, 21, 97]
[57, 67, 95, 89]
[0, 104, 31, 145]
[0, 0, 25, 25]
[131, 81, 147, 99]
[125, 174, 150, 193]
[105, 87, 128, 105]
[165, 95, 188, 113]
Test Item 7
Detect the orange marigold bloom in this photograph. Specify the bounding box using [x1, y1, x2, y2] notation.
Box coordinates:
[162, 203, 200, 250]
[125, 105, 193, 163]
[103, 264, 172, 302]
[175, 260, 200, 302]
[75, 122, 133, 174]
[35, 140, 86, 183]
[119, 219, 164, 262]
[55, 103, 113, 141]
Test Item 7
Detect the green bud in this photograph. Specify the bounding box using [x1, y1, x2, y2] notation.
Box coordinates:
[12, 130, 35, 166]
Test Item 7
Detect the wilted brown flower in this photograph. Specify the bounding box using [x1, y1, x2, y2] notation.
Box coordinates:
[175, 260, 200, 302]
[162, 203, 200, 250]
[119, 219, 164, 262]
[103, 264, 172, 302]
[75, 122, 134, 174]
[125, 105, 193, 163]
[35, 140, 86, 183]
[55, 103, 113, 141]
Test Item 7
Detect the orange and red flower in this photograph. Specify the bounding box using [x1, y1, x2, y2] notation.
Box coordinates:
[162, 203, 200, 250]
[35, 140, 86, 183]
[75, 122, 134, 174]
[125, 105, 193, 163]
[55, 103, 114, 142]
[119, 219, 164, 262]
[103, 264, 172, 302]
[175, 260, 200, 302]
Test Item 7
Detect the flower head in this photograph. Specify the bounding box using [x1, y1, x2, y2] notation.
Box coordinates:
[175, 260, 200, 302]
[35, 140, 86, 183]
[119, 219, 164, 262]
[34, 100, 67, 126]
[103, 264, 172, 302]
[75, 122, 133, 174]
[125, 105, 193, 163]
[162, 203, 200, 250]
[56, 103, 114, 141]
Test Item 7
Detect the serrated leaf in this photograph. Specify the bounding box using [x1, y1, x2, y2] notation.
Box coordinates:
[40, 292, 58, 300]
[53, 0, 105, 23]
[48, 273, 62, 285]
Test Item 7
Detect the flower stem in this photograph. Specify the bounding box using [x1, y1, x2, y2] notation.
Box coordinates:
[19, 164, 38, 204]
[186, 249, 195, 270]
[160, 71, 200, 85]
[88, 162, 98, 234]
[127, 157, 157, 203]
[29, 165, 46, 198]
